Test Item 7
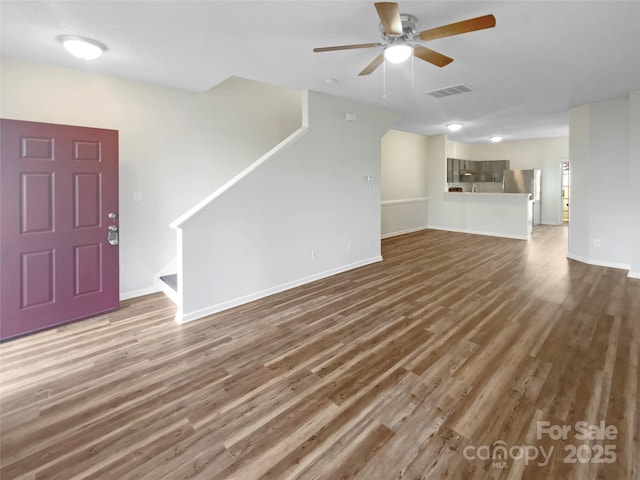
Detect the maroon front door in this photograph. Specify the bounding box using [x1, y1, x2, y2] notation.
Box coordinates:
[0, 119, 119, 340]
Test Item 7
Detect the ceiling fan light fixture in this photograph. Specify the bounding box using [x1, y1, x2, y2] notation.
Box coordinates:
[447, 123, 463, 132]
[384, 43, 412, 64]
[60, 35, 106, 60]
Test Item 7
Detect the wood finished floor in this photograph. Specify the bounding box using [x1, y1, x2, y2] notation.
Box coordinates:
[1, 226, 639, 480]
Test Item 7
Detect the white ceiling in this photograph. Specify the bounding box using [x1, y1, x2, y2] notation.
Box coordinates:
[2, 1, 639, 143]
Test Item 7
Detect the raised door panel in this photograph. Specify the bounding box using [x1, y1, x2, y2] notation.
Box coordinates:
[21, 249, 55, 309]
[21, 173, 54, 234]
[74, 243, 102, 296]
[73, 173, 101, 228]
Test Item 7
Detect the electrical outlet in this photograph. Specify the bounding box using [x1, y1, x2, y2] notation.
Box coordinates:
[593, 239, 601, 247]
[311, 250, 317, 261]
[347, 242, 352, 252]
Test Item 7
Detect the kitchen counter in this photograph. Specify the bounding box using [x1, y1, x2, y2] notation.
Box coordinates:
[435, 191, 534, 239]
[444, 192, 532, 198]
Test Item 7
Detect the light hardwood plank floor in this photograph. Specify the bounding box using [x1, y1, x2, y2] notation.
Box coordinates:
[1, 226, 638, 479]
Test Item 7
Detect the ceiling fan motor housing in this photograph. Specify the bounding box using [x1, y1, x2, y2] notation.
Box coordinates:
[379, 14, 419, 41]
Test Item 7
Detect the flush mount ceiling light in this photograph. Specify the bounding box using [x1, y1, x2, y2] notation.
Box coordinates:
[384, 42, 412, 64]
[490, 136, 503, 143]
[60, 35, 106, 60]
[447, 123, 463, 132]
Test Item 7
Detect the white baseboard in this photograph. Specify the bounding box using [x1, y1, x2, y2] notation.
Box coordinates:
[381, 225, 429, 239]
[628, 271, 640, 279]
[427, 224, 530, 241]
[566, 253, 631, 272]
[120, 286, 160, 301]
[176, 256, 383, 324]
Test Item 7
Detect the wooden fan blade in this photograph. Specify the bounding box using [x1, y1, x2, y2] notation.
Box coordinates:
[413, 45, 454, 68]
[418, 14, 496, 42]
[359, 53, 384, 76]
[313, 43, 381, 53]
[375, 2, 403, 35]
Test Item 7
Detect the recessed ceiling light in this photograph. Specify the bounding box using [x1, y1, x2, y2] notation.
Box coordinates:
[447, 123, 463, 132]
[490, 136, 503, 143]
[325, 78, 338, 85]
[59, 35, 106, 60]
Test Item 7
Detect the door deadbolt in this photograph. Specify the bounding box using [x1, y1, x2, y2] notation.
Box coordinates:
[107, 224, 119, 245]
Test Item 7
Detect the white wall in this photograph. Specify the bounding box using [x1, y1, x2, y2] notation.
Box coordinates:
[175, 91, 400, 322]
[381, 130, 430, 199]
[568, 94, 638, 273]
[630, 91, 640, 278]
[426, 134, 448, 228]
[380, 130, 430, 237]
[0, 58, 302, 298]
[568, 105, 591, 262]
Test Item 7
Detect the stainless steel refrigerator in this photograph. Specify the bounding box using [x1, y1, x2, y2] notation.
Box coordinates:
[503, 169, 542, 225]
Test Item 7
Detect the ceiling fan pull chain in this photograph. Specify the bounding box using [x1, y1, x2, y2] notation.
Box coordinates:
[411, 50, 415, 89]
[383, 57, 387, 99]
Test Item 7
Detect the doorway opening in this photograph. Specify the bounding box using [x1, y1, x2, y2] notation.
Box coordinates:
[562, 161, 570, 224]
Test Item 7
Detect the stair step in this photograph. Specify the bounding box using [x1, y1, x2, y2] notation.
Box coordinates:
[159, 274, 178, 292]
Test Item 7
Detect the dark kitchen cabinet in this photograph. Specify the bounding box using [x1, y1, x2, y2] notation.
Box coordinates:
[446, 158, 510, 183]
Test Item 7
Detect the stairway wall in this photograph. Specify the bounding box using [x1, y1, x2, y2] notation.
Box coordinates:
[176, 91, 400, 322]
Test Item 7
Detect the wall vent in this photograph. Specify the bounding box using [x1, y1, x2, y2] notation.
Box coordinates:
[423, 84, 472, 99]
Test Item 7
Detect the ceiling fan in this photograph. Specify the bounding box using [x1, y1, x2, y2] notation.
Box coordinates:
[313, 2, 496, 76]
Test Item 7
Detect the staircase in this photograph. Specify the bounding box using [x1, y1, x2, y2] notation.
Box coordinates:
[159, 274, 178, 304]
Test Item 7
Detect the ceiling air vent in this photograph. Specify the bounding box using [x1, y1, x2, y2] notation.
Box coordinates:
[423, 84, 472, 99]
